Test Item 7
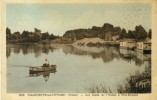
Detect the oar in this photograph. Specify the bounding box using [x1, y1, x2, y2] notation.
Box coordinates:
[7, 64, 35, 67]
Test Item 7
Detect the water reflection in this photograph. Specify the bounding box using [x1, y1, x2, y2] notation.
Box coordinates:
[7, 44, 57, 58]
[29, 70, 56, 82]
[6, 44, 151, 67]
[61, 45, 121, 63]
[120, 48, 151, 66]
[7, 44, 151, 93]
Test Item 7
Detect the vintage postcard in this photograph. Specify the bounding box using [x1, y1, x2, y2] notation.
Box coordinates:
[1, 0, 157, 100]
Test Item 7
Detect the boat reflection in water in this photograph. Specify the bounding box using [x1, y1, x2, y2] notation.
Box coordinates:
[29, 69, 57, 82]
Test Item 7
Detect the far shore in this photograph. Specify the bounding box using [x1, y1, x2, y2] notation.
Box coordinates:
[6, 37, 150, 48]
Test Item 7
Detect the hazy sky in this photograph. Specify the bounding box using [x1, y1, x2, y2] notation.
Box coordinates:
[7, 4, 151, 36]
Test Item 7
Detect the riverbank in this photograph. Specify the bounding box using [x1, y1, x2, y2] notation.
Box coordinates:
[72, 38, 120, 47]
[7, 37, 151, 50]
[7, 39, 56, 45]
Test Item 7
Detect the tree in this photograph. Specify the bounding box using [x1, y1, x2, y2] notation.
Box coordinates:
[42, 32, 50, 40]
[128, 30, 136, 39]
[102, 23, 114, 32]
[32, 33, 42, 42]
[132, 31, 136, 39]
[10, 31, 21, 41]
[6, 27, 11, 40]
[34, 28, 41, 33]
[119, 28, 127, 39]
[148, 29, 151, 39]
[128, 30, 133, 39]
[21, 30, 29, 38]
[135, 25, 147, 40]
[21, 30, 30, 42]
[33, 28, 42, 42]
[49, 34, 59, 40]
[114, 26, 121, 35]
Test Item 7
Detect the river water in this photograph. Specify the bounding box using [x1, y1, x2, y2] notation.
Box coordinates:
[6, 44, 150, 93]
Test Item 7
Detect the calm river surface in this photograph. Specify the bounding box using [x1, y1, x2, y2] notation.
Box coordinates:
[7, 44, 150, 93]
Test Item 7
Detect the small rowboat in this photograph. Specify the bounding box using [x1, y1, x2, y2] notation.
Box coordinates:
[29, 70, 56, 77]
[29, 65, 56, 73]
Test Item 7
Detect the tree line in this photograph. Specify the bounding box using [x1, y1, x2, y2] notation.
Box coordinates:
[119, 25, 151, 40]
[63, 23, 151, 41]
[6, 28, 59, 43]
[6, 23, 152, 43]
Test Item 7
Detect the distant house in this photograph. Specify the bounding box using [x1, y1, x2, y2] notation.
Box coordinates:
[137, 41, 151, 54]
[120, 40, 136, 50]
[112, 35, 119, 41]
[120, 41, 127, 48]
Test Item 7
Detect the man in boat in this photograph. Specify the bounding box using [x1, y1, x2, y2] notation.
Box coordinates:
[43, 59, 49, 67]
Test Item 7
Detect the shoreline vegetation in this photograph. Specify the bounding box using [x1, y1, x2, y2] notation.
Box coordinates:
[6, 23, 151, 47]
[84, 68, 151, 93]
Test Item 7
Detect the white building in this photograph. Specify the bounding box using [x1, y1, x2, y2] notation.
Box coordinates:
[137, 41, 151, 54]
[120, 40, 136, 50]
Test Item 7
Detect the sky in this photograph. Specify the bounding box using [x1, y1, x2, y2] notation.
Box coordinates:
[7, 4, 151, 36]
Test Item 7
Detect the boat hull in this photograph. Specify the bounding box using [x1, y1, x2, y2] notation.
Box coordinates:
[29, 70, 56, 77]
[29, 65, 56, 73]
